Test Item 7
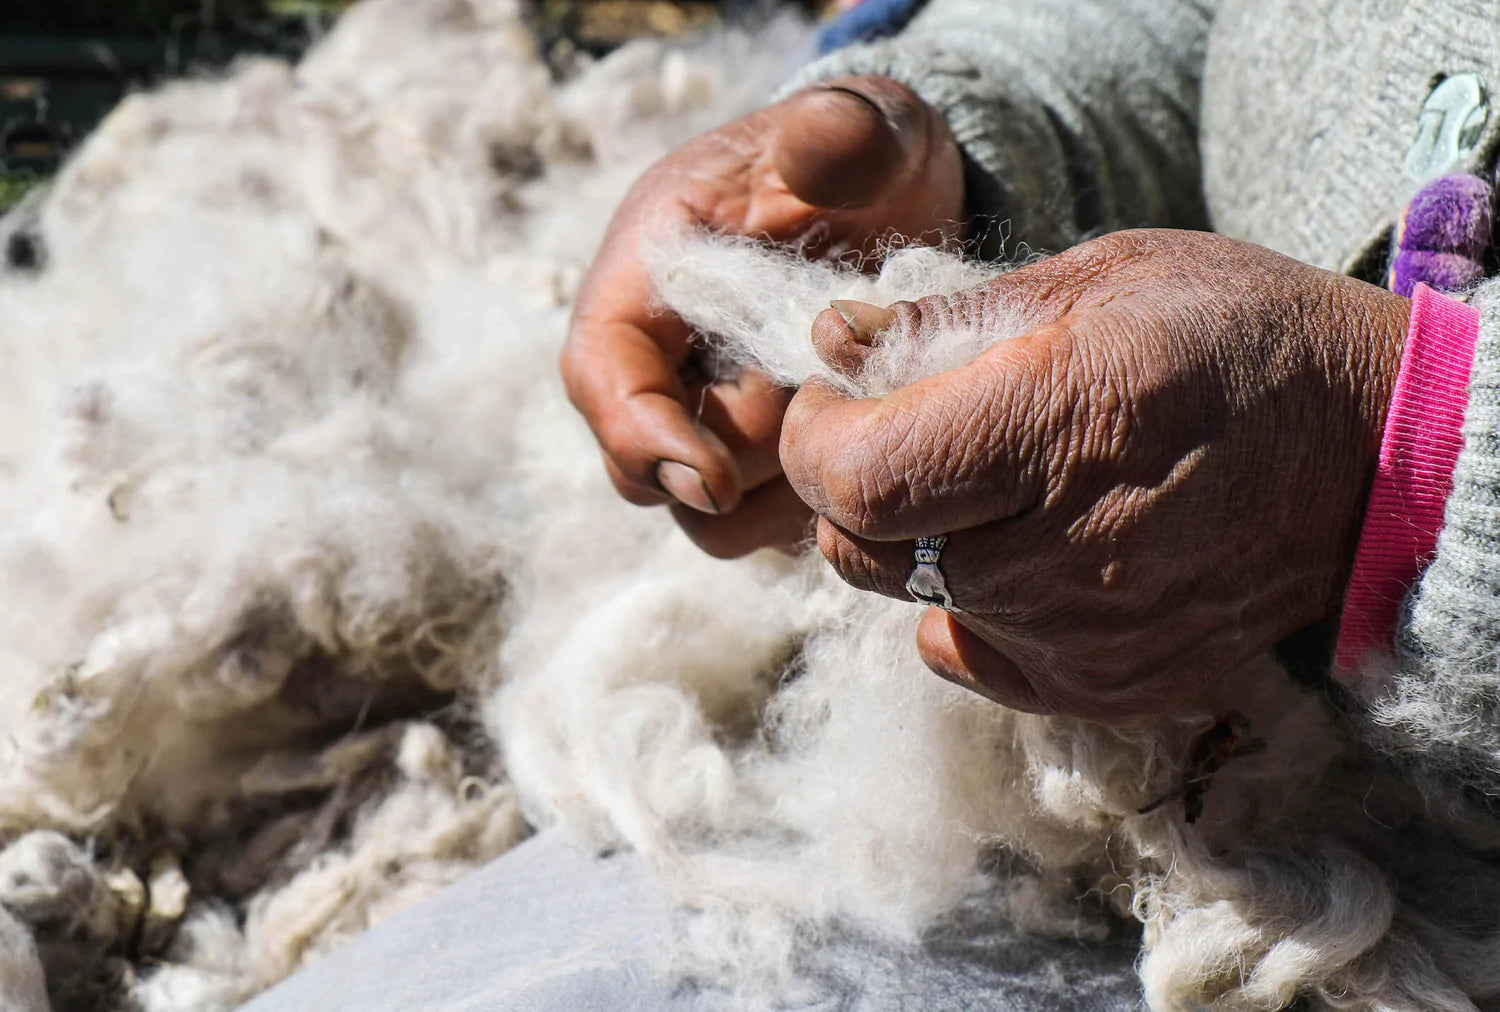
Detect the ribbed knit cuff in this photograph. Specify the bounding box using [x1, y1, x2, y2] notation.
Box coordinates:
[1335, 283, 1479, 682]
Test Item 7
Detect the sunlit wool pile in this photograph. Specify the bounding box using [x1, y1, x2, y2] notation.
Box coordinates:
[1, 1, 1499, 1010]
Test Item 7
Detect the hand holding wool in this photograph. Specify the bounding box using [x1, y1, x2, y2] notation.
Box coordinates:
[780, 229, 1412, 720]
[562, 75, 963, 558]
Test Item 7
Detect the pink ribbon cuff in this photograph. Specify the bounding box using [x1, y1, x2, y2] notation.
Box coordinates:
[1334, 282, 1479, 683]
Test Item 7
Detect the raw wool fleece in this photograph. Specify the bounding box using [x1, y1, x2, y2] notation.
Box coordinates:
[0, 2, 809, 1007]
[0, 4, 1497, 1012]
[650, 237, 1500, 1010]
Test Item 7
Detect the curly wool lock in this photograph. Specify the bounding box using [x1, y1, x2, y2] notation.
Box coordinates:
[0, 1, 1498, 1009]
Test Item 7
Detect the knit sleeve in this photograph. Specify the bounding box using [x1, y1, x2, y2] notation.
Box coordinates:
[1367, 276, 1500, 811]
[780, 0, 1221, 252]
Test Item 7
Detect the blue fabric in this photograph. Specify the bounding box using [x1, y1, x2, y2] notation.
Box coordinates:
[816, 0, 925, 55]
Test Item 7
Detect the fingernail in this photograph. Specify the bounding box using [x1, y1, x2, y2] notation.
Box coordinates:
[830, 300, 895, 345]
[656, 461, 721, 515]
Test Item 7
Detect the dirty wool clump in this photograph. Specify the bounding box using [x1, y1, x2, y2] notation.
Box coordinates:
[2, 1, 1500, 1010]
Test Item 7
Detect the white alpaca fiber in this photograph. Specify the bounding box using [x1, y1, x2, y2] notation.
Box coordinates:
[651, 235, 1007, 395]
[0, 1, 1498, 1010]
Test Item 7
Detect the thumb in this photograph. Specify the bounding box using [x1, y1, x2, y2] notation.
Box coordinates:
[772, 76, 948, 212]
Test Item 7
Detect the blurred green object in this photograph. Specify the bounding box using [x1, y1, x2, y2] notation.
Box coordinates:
[0, 0, 353, 211]
[0, 171, 41, 212]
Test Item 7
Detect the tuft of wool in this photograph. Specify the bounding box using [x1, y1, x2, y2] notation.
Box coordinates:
[650, 235, 1007, 394]
[2, 1, 1500, 1010]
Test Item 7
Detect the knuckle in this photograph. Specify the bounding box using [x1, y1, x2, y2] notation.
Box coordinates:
[819, 440, 908, 537]
[1073, 343, 1136, 468]
[1013, 330, 1102, 499]
[816, 523, 882, 592]
[779, 407, 829, 508]
[594, 413, 639, 470]
[817, 456, 876, 534]
[971, 337, 1070, 509]
[1022, 230, 1166, 310]
[559, 337, 589, 405]
[809, 308, 868, 375]
[903, 293, 975, 342]
[1078, 228, 1171, 269]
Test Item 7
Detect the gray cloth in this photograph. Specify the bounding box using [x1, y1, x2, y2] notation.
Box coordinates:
[1201, 0, 1500, 275]
[782, 0, 1218, 253]
[240, 830, 1142, 1011]
[797, 0, 1500, 270]
[1382, 282, 1500, 809]
[798, 0, 1500, 809]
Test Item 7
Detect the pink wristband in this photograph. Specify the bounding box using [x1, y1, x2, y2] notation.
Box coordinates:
[1334, 283, 1479, 683]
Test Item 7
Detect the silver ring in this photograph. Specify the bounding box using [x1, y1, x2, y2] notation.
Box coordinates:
[905, 535, 957, 611]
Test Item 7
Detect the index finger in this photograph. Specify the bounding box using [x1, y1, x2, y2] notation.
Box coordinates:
[562, 223, 744, 512]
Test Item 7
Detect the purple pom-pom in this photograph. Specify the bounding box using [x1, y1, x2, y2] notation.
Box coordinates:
[1389, 249, 1486, 298]
[1395, 174, 1494, 258]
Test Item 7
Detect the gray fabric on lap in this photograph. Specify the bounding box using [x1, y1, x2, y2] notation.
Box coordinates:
[239, 829, 1142, 1011]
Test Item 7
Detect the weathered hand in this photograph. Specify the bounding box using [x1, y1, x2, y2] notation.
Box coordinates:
[780, 230, 1411, 720]
[562, 75, 963, 557]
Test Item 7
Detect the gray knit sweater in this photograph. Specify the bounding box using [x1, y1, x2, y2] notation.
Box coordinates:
[793, 0, 1500, 807]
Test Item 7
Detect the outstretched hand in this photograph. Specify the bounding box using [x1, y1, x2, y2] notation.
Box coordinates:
[780, 230, 1411, 720]
[562, 75, 963, 557]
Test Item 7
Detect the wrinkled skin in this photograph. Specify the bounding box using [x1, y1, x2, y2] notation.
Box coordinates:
[563, 77, 1411, 722]
[780, 229, 1411, 721]
[561, 76, 964, 558]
